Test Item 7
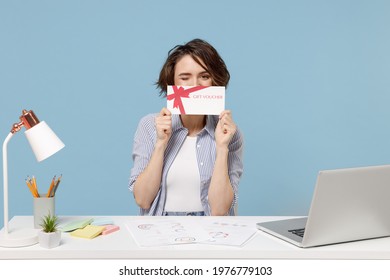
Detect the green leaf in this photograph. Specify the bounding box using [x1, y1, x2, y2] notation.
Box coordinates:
[39, 212, 59, 233]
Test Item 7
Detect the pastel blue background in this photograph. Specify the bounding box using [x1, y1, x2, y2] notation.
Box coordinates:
[1, 0, 389, 227]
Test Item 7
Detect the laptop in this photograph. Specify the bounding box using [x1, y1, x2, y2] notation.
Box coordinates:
[256, 165, 390, 248]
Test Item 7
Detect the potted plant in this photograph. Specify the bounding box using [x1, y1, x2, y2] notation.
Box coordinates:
[38, 212, 61, 249]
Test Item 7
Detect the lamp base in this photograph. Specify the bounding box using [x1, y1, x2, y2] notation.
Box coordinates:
[0, 228, 39, 247]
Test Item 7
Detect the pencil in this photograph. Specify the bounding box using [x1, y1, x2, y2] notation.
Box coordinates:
[32, 176, 40, 197]
[46, 176, 56, 197]
[26, 178, 39, 198]
[52, 175, 62, 196]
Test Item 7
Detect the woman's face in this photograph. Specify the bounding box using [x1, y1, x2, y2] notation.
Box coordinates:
[174, 55, 213, 87]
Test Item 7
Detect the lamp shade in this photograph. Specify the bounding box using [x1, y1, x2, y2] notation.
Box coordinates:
[24, 121, 65, 162]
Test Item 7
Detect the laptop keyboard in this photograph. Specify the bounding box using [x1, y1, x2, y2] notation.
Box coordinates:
[288, 228, 305, 237]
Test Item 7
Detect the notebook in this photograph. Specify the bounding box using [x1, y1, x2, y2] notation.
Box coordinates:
[256, 165, 390, 248]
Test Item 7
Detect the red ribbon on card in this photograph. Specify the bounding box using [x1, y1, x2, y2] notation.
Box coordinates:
[167, 86, 208, 114]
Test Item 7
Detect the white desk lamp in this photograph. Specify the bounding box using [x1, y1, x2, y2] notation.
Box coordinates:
[0, 109, 65, 247]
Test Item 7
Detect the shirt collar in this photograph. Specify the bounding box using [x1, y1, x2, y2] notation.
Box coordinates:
[171, 114, 217, 138]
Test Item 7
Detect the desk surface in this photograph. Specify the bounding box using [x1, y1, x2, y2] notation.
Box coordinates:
[1, 216, 390, 260]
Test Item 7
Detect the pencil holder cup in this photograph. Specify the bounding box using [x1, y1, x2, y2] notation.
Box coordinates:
[33, 195, 55, 229]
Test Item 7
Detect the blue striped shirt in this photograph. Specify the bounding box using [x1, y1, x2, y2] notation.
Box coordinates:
[129, 113, 243, 216]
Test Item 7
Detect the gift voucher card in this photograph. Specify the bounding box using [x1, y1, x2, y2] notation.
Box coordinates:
[167, 85, 225, 115]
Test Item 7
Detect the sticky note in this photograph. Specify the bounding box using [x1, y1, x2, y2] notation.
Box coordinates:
[102, 225, 120, 235]
[60, 218, 93, 232]
[91, 217, 114, 226]
[70, 225, 105, 239]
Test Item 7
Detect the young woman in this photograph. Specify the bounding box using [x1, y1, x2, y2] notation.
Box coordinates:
[129, 38, 243, 216]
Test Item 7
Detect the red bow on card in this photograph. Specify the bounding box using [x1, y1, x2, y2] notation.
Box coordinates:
[167, 86, 208, 114]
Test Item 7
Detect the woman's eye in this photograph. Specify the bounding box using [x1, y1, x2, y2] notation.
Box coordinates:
[201, 75, 210, 80]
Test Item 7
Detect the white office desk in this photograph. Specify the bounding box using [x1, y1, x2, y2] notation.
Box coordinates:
[1, 216, 390, 260]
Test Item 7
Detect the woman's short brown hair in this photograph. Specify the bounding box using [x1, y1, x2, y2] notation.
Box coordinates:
[156, 38, 230, 96]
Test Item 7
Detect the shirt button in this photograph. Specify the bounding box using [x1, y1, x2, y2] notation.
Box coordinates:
[200, 162, 204, 166]
[197, 145, 200, 148]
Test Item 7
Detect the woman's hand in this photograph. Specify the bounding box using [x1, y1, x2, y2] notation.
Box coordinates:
[215, 110, 236, 148]
[155, 107, 172, 146]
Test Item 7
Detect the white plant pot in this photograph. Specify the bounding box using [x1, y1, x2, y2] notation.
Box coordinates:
[38, 230, 61, 249]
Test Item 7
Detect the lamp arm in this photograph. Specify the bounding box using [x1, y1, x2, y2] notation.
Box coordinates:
[2, 132, 13, 235]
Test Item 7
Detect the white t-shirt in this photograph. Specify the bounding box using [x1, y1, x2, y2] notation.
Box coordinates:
[164, 136, 203, 212]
